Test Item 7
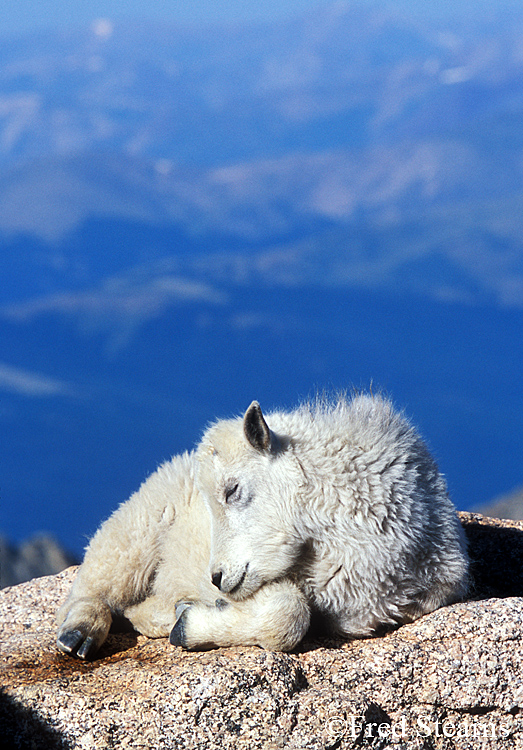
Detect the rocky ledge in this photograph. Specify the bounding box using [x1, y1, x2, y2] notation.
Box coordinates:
[2, 512, 523, 750]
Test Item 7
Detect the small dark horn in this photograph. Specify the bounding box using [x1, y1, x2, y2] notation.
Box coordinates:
[243, 401, 275, 453]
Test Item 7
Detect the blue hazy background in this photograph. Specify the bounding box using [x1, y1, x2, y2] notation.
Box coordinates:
[1, 0, 523, 556]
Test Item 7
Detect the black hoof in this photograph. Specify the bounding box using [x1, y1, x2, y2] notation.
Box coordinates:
[57, 629, 97, 660]
[57, 629, 84, 655]
[169, 612, 187, 648]
[174, 601, 192, 620]
[77, 635, 96, 660]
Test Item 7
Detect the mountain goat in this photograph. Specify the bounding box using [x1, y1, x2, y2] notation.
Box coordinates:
[57, 394, 468, 658]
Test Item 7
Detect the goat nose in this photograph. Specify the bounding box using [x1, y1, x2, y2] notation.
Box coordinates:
[211, 571, 223, 590]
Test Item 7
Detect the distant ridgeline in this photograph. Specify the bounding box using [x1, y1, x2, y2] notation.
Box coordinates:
[0, 535, 78, 589]
[478, 486, 523, 524]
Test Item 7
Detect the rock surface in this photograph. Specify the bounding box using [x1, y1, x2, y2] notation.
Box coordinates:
[1, 512, 523, 749]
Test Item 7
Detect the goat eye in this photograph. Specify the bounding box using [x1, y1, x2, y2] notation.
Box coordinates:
[224, 483, 239, 502]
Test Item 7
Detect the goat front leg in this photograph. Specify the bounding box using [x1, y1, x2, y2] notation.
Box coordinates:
[57, 454, 197, 659]
[169, 580, 310, 652]
[124, 594, 177, 638]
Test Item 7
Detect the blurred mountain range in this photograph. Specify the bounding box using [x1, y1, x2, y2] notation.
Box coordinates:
[478, 483, 523, 520]
[0, 534, 77, 589]
[2, 1, 523, 554]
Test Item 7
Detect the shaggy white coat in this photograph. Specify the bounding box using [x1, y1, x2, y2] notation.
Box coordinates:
[57, 394, 468, 657]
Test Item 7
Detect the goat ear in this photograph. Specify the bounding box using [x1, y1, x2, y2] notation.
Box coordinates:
[243, 401, 277, 453]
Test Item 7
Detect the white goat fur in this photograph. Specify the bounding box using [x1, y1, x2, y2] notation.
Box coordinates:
[57, 394, 468, 657]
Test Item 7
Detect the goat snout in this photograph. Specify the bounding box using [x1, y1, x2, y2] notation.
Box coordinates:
[211, 565, 248, 595]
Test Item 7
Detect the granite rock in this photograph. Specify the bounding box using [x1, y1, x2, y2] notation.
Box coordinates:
[1, 512, 523, 749]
